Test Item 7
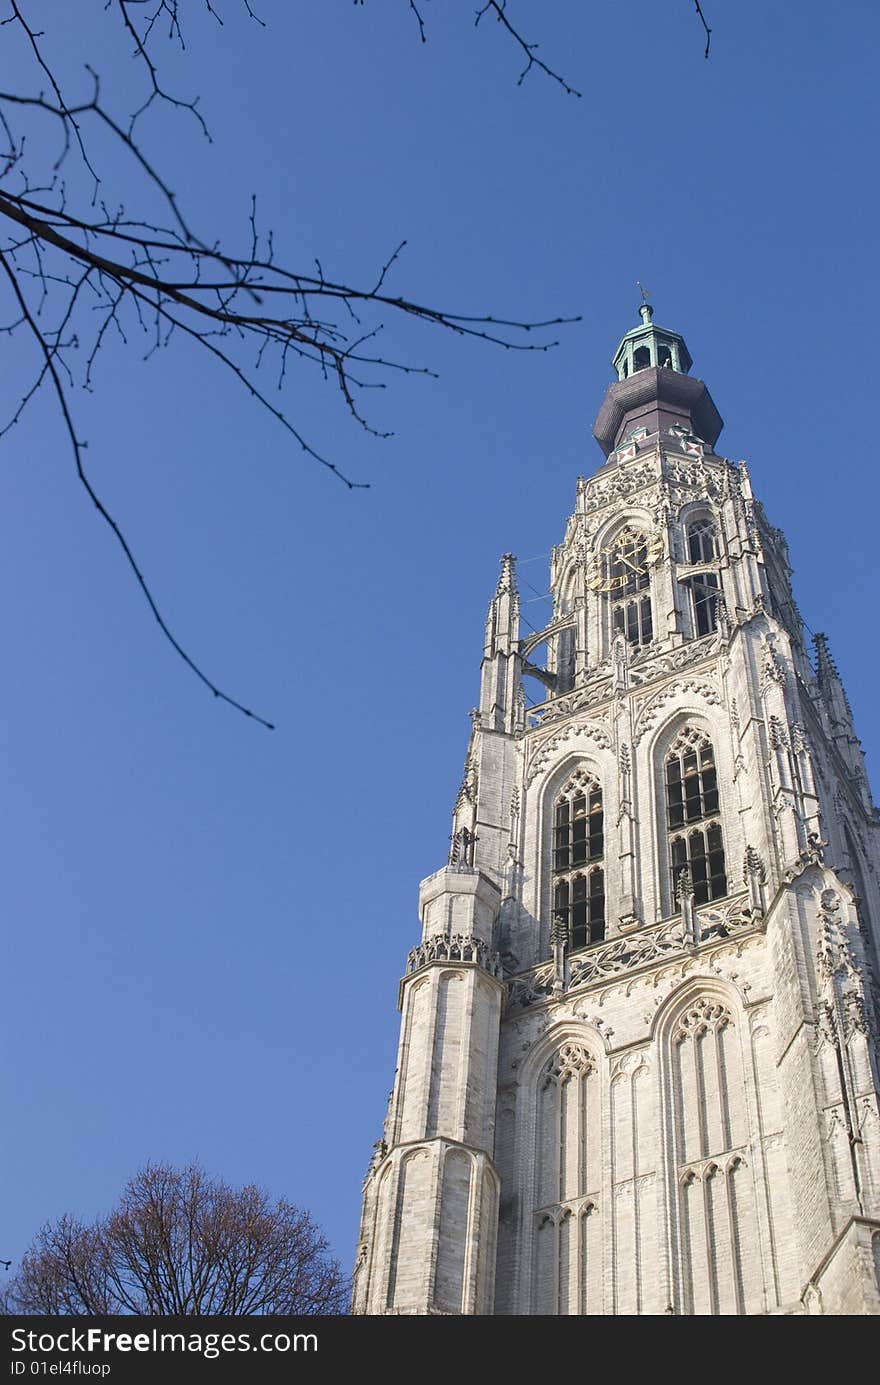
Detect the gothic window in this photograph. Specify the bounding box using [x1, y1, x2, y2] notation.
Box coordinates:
[682, 571, 720, 636]
[668, 997, 762, 1314]
[666, 729, 727, 906]
[613, 592, 653, 646]
[609, 529, 653, 648]
[533, 1042, 602, 1313]
[681, 518, 720, 639]
[553, 769, 605, 949]
[687, 517, 717, 564]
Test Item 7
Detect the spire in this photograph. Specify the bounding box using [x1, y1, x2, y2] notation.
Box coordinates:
[495, 551, 516, 595]
[813, 632, 873, 809]
[481, 553, 522, 733]
[484, 552, 519, 659]
[592, 304, 723, 459]
[814, 631, 845, 694]
[814, 632, 854, 721]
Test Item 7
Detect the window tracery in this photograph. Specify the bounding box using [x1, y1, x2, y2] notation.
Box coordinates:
[553, 769, 605, 949]
[686, 517, 717, 565]
[681, 518, 720, 636]
[608, 527, 654, 648]
[665, 728, 727, 906]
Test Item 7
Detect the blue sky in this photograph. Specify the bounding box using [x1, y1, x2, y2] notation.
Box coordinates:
[2, 2, 879, 1275]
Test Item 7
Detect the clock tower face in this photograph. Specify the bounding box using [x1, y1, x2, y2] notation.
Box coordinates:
[587, 525, 663, 593]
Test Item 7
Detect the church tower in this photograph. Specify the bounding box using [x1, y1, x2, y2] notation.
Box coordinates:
[352, 305, 880, 1316]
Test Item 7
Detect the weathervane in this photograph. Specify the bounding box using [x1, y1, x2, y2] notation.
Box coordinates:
[637, 280, 651, 306]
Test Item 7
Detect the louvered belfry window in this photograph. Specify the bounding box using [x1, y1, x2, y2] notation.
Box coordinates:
[683, 518, 720, 636]
[610, 530, 653, 647]
[553, 769, 605, 949]
[666, 728, 727, 905]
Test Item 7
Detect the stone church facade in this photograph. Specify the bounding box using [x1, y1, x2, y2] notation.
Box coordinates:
[352, 306, 880, 1315]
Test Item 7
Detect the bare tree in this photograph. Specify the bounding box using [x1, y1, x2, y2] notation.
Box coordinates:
[2, 1162, 348, 1315]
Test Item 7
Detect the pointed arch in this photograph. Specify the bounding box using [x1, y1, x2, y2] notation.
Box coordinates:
[510, 1021, 606, 1315]
[552, 766, 606, 949]
[655, 980, 762, 1315]
[531, 1035, 602, 1314]
[528, 747, 615, 959]
[664, 725, 727, 906]
[593, 505, 657, 554]
[678, 504, 720, 564]
[645, 708, 732, 917]
[591, 509, 660, 656]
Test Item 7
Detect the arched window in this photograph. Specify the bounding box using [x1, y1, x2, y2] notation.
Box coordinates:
[609, 528, 653, 647]
[633, 345, 651, 371]
[683, 571, 720, 636]
[686, 517, 717, 564]
[682, 518, 720, 637]
[553, 769, 605, 949]
[665, 728, 727, 905]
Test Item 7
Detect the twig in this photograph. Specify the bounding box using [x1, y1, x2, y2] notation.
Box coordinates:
[693, 1, 712, 59]
[475, 1, 582, 97]
[0, 0, 579, 727]
[0, 247, 276, 730]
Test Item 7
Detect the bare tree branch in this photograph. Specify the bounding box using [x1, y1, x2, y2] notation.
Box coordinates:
[694, 1, 712, 59]
[474, 1, 582, 98]
[0, 3, 585, 727]
[0, 247, 277, 730]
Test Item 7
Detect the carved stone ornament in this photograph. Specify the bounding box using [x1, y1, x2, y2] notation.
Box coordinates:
[454, 752, 479, 809]
[528, 682, 614, 728]
[632, 679, 722, 745]
[405, 933, 503, 981]
[581, 457, 659, 514]
[525, 720, 612, 786]
[507, 894, 757, 1010]
[550, 912, 570, 948]
[628, 636, 718, 689]
[743, 846, 767, 884]
[760, 635, 787, 689]
[542, 1042, 595, 1086]
[674, 998, 733, 1043]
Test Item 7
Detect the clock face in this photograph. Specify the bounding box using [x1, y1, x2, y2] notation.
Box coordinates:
[587, 528, 663, 593]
